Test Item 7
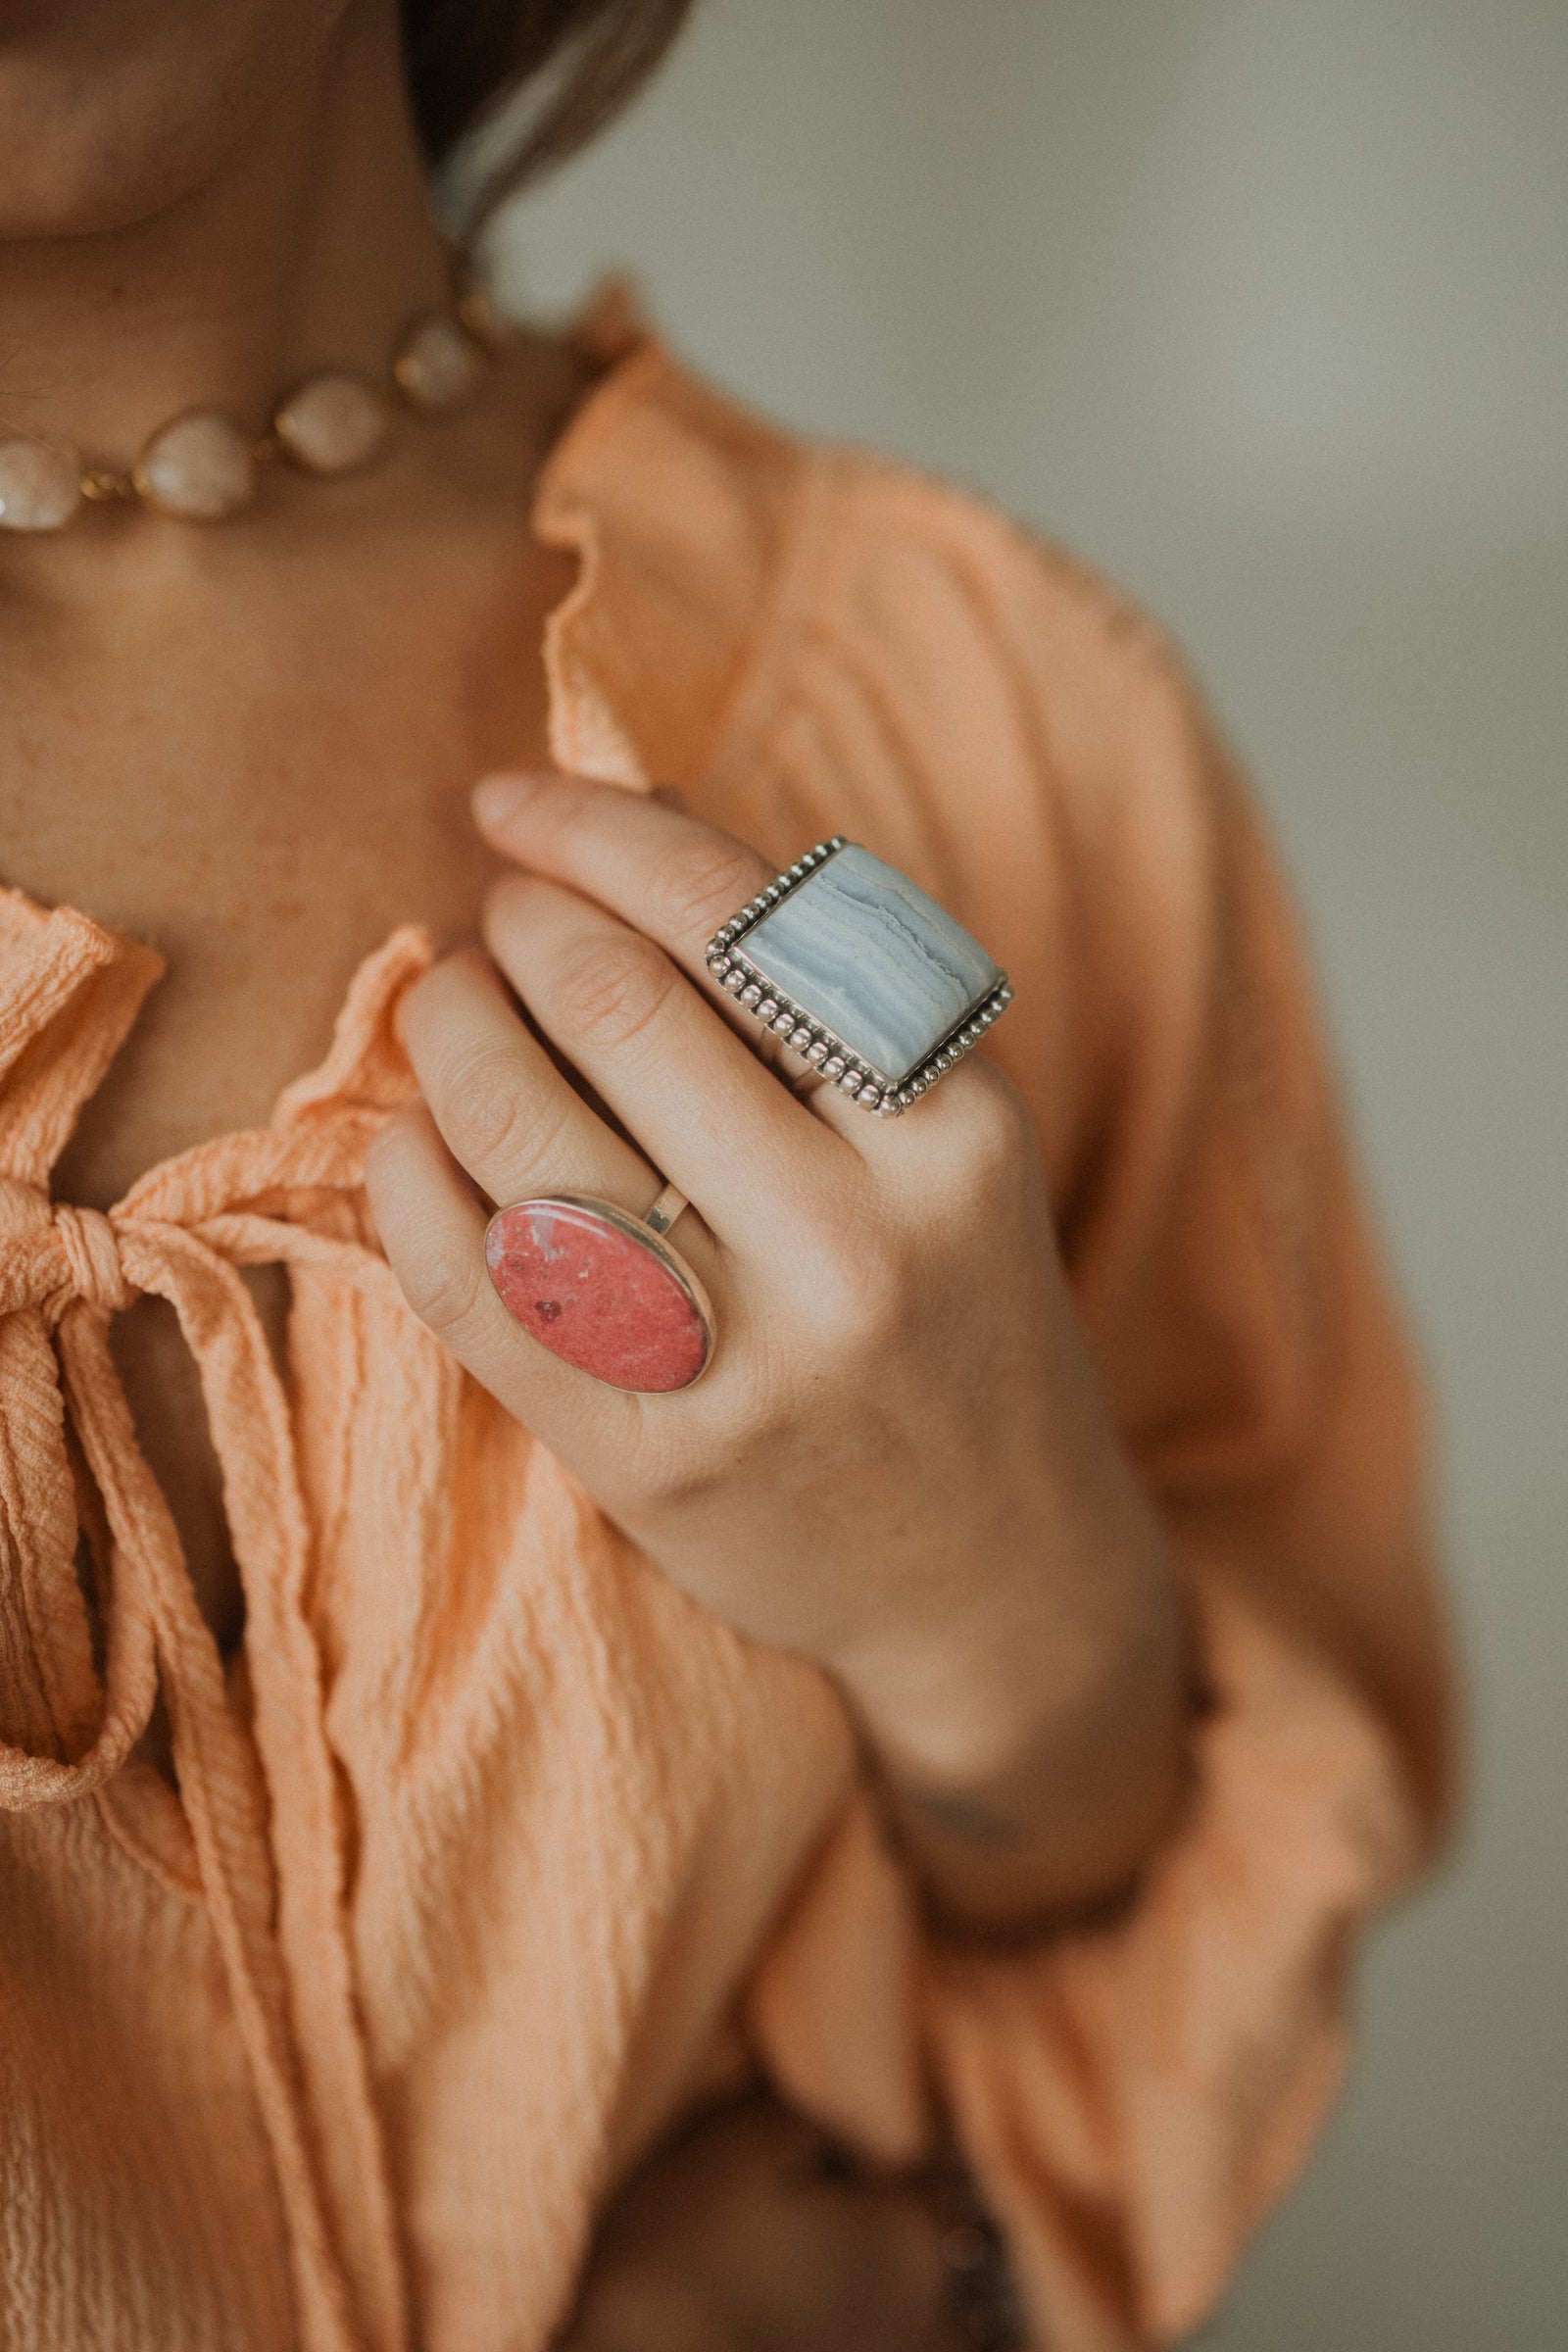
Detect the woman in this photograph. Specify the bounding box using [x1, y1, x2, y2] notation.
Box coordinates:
[0, 4, 1453, 2348]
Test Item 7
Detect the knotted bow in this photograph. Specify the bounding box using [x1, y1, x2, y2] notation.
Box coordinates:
[0, 1166, 402, 1805]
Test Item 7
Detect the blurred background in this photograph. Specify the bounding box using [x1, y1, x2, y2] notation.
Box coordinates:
[483, 4, 1567, 2342]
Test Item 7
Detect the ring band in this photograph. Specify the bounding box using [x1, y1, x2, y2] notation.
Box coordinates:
[484, 1181, 713, 1395]
[643, 1181, 688, 1238]
[706, 839, 1013, 1115]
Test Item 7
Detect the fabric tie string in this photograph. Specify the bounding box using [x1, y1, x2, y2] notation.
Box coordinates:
[46, 1201, 134, 1323]
[0, 1173, 413, 2352]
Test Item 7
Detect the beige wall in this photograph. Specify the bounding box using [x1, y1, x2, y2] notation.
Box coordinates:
[487, 5, 1568, 2340]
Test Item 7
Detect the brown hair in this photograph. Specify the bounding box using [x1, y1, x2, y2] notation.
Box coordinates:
[400, 0, 695, 215]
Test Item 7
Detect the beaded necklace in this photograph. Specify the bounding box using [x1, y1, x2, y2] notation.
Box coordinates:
[0, 278, 512, 533]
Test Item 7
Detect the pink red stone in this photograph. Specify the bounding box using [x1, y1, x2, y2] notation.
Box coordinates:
[485, 1200, 711, 1393]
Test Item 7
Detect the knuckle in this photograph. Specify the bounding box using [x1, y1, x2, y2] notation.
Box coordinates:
[948, 1065, 1033, 1193]
[648, 835, 763, 945]
[972, 1068, 1031, 1150]
[852, 1248, 915, 1348]
[548, 934, 677, 1054]
[440, 1043, 564, 1174]
[809, 1226, 912, 1353]
[634, 1442, 723, 1516]
[398, 1235, 488, 1341]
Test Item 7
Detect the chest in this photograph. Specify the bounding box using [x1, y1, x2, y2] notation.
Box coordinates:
[2, 532, 569, 1203]
[0, 525, 571, 1641]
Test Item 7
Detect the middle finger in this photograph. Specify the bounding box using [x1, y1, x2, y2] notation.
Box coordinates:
[400, 948, 661, 1217]
[482, 872, 847, 1251]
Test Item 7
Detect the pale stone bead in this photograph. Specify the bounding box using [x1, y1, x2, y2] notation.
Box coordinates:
[457, 284, 514, 350]
[394, 314, 485, 412]
[273, 370, 391, 475]
[135, 410, 256, 520]
[0, 438, 82, 532]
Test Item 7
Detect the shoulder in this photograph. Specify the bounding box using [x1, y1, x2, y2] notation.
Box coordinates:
[541, 324, 1254, 1176]
[761, 436, 1221, 866]
[538, 311, 1216, 827]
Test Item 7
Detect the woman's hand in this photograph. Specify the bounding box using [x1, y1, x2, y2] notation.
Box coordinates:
[366, 773, 1189, 1929]
[552, 2090, 979, 2352]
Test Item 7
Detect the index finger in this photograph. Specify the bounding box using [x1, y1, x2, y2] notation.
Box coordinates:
[472, 771, 774, 985]
[472, 772, 899, 1142]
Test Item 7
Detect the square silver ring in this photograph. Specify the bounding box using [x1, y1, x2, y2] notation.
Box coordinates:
[705, 839, 1013, 1116]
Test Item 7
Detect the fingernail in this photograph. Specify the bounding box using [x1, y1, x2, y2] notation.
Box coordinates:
[472, 773, 537, 829]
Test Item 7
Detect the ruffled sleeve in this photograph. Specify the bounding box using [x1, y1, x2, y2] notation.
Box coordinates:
[739, 469, 1454, 2351]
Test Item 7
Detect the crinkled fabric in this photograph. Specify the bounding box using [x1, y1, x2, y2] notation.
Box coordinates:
[0, 303, 1451, 2352]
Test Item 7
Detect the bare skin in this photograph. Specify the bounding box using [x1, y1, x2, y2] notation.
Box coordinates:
[0, 0, 579, 1640]
[17, 455, 578, 1643]
[2, 0, 1185, 2338]
[372, 776, 1189, 1929]
[553, 2092, 979, 2352]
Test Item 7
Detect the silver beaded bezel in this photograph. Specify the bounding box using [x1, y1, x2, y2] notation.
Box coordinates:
[705, 838, 1014, 1116]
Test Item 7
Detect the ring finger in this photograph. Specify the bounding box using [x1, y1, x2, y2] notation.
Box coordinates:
[381, 953, 725, 1394]
[399, 946, 724, 1308]
[399, 946, 667, 1202]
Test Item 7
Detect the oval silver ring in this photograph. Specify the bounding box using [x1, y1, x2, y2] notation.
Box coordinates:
[484, 1184, 713, 1394]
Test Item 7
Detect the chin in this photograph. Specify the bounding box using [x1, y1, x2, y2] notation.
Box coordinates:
[0, 0, 352, 239]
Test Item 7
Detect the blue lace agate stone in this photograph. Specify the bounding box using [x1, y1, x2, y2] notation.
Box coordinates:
[742, 844, 1002, 1085]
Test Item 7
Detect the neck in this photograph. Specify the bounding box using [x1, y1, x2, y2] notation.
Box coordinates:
[0, 7, 452, 470]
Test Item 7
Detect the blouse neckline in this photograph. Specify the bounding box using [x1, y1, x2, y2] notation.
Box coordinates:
[0, 281, 723, 1197]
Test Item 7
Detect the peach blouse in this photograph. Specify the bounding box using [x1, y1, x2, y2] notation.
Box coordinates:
[0, 309, 1451, 2352]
